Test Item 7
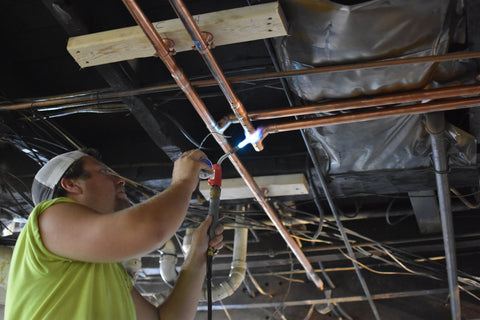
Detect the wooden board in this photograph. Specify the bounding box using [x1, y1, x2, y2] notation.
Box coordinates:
[199, 173, 309, 200]
[67, 2, 287, 68]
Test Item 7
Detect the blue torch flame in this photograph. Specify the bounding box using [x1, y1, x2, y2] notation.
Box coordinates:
[237, 127, 264, 149]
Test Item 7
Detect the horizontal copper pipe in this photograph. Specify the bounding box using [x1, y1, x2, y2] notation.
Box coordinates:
[263, 96, 480, 136]
[247, 51, 480, 82]
[227, 84, 480, 122]
[122, 0, 324, 290]
[3, 51, 480, 112]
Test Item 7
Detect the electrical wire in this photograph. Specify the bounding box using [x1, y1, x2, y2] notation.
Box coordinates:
[0, 123, 45, 166]
[5, 172, 33, 202]
[338, 249, 413, 276]
[271, 274, 305, 284]
[290, 233, 333, 245]
[158, 111, 204, 149]
[21, 112, 74, 150]
[2, 181, 30, 218]
[385, 199, 410, 226]
[33, 118, 83, 150]
[0, 205, 26, 219]
[246, 267, 272, 297]
[219, 300, 232, 320]
[450, 187, 480, 209]
[199, 132, 231, 150]
[303, 304, 315, 320]
[304, 160, 325, 239]
[276, 202, 480, 298]
[276, 252, 294, 319]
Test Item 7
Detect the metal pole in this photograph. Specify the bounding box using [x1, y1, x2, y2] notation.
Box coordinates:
[426, 112, 461, 320]
[309, 150, 381, 320]
[196, 287, 474, 311]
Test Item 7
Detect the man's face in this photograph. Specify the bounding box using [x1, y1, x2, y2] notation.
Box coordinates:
[78, 157, 129, 213]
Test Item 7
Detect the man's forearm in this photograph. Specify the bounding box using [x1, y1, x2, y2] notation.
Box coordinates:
[156, 255, 206, 319]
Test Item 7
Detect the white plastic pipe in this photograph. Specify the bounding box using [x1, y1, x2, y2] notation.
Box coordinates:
[159, 240, 178, 286]
[200, 219, 248, 302]
[156, 219, 248, 303]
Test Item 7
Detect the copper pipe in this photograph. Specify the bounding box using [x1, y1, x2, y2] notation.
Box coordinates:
[122, 0, 219, 135]
[122, 0, 324, 290]
[226, 84, 480, 123]
[3, 51, 480, 112]
[262, 96, 480, 137]
[245, 51, 480, 82]
[168, 0, 260, 150]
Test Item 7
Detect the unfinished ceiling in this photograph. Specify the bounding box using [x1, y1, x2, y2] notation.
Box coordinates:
[1, 0, 480, 319]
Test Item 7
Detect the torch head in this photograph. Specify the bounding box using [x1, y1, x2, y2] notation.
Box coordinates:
[238, 127, 264, 151]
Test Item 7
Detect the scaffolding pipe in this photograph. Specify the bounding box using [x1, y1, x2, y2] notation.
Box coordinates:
[3, 52, 480, 112]
[168, 0, 260, 150]
[122, 0, 324, 290]
[426, 112, 461, 320]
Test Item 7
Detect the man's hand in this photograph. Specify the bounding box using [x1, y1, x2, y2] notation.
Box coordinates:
[171, 149, 213, 193]
[185, 215, 224, 268]
[153, 215, 223, 320]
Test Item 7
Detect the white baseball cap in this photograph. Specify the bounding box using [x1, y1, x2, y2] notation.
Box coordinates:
[31, 150, 88, 206]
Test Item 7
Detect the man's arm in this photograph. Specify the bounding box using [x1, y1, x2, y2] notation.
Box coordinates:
[133, 216, 224, 320]
[38, 149, 212, 263]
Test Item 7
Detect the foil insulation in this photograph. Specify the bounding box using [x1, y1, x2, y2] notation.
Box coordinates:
[274, 0, 463, 100]
[305, 115, 476, 174]
[274, 0, 474, 173]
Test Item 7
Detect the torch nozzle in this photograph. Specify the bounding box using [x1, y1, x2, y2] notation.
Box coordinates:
[217, 146, 239, 165]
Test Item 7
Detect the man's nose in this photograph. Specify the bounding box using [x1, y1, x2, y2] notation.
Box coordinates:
[112, 174, 125, 186]
[113, 174, 125, 186]
[107, 168, 125, 185]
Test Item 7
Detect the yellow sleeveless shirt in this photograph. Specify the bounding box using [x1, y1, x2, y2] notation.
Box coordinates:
[5, 197, 136, 319]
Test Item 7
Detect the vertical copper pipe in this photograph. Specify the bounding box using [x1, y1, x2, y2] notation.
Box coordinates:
[122, 0, 324, 290]
[168, 0, 261, 151]
[122, 0, 219, 135]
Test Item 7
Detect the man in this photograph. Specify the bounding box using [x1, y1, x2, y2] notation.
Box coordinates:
[5, 148, 223, 319]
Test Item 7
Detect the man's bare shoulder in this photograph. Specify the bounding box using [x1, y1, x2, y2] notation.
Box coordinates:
[38, 201, 121, 262]
[41, 201, 100, 219]
[39, 201, 102, 241]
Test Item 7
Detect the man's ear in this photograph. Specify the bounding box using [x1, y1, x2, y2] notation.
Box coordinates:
[60, 178, 82, 195]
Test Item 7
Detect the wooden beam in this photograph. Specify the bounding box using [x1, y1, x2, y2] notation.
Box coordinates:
[199, 173, 309, 200]
[43, 0, 184, 162]
[67, 2, 287, 68]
